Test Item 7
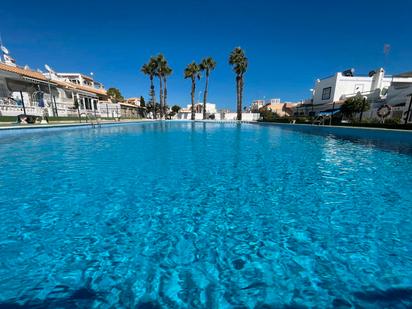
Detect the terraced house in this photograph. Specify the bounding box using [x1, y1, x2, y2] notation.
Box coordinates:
[0, 46, 120, 119]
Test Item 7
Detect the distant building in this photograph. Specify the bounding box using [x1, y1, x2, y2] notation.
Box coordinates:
[177, 102, 217, 119]
[262, 102, 296, 117]
[251, 100, 265, 112]
[269, 98, 281, 104]
[251, 98, 281, 112]
[181, 102, 217, 113]
[125, 97, 142, 107]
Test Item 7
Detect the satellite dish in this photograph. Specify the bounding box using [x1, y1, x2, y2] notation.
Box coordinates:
[1, 45, 9, 55]
[24, 65, 30, 70]
[342, 68, 355, 77]
[44, 64, 54, 73]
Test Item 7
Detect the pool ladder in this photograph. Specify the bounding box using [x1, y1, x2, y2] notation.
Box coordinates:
[82, 113, 102, 128]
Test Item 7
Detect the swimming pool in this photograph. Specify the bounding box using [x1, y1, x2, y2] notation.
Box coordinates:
[0, 121, 411, 308]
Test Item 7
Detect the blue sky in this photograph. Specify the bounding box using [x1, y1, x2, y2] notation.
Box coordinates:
[1, 0, 411, 110]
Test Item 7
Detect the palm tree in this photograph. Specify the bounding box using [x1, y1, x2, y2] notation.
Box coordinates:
[162, 65, 172, 116]
[154, 54, 167, 118]
[229, 47, 248, 121]
[200, 57, 217, 120]
[184, 62, 201, 120]
[141, 57, 157, 119]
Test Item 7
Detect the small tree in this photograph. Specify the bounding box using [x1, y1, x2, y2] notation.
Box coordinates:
[107, 88, 124, 102]
[260, 109, 279, 122]
[140, 96, 145, 107]
[171, 105, 181, 114]
[341, 94, 370, 121]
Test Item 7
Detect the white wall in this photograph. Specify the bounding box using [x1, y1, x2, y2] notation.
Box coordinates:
[312, 71, 392, 105]
[177, 112, 204, 120]
[221, 113, 260, 121]
[177, 112, 259, 121]
[332, 76, 373, 101]
[312, 75, 338, 105]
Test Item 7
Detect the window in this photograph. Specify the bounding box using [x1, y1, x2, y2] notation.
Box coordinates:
[322, 87, 332, 100]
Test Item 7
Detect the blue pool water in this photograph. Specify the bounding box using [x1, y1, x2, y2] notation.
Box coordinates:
[0, 122, 411, 308]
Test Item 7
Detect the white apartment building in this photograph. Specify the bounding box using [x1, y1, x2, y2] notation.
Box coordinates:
[311, 68, 391, 106]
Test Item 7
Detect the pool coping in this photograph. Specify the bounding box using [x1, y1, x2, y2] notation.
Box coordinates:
[253, 122, 412, 135]
[0, 119, 155, 132]
[1, 119, 411, 138]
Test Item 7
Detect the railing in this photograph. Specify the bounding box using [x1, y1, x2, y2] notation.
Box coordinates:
[80, 112, 101, 128]
[0, 104, 43, 116]
[0, 98, 115, 120]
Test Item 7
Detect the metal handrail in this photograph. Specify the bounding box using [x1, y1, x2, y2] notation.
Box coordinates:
[80, 112, 101, 128]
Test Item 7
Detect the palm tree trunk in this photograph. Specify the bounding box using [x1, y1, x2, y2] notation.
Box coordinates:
[159, 77, 164, 119]
[191, 78, 196, 121]
[150, 76, 156, 119]
[163, 77, 168, 117]
[203, 72, 209, 120]
[236, 76, 241, 121]
[239, 76, 243, 121]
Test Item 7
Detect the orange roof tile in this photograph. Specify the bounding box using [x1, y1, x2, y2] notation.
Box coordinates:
[0, 62, 47, 81]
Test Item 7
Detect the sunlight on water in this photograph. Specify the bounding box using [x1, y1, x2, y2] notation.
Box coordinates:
[0, 122, 411, 308]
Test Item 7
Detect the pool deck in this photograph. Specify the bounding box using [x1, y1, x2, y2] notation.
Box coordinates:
[0, 119, 155, 131]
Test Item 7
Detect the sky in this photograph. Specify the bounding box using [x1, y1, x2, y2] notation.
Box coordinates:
[1, 0, 411, 110]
